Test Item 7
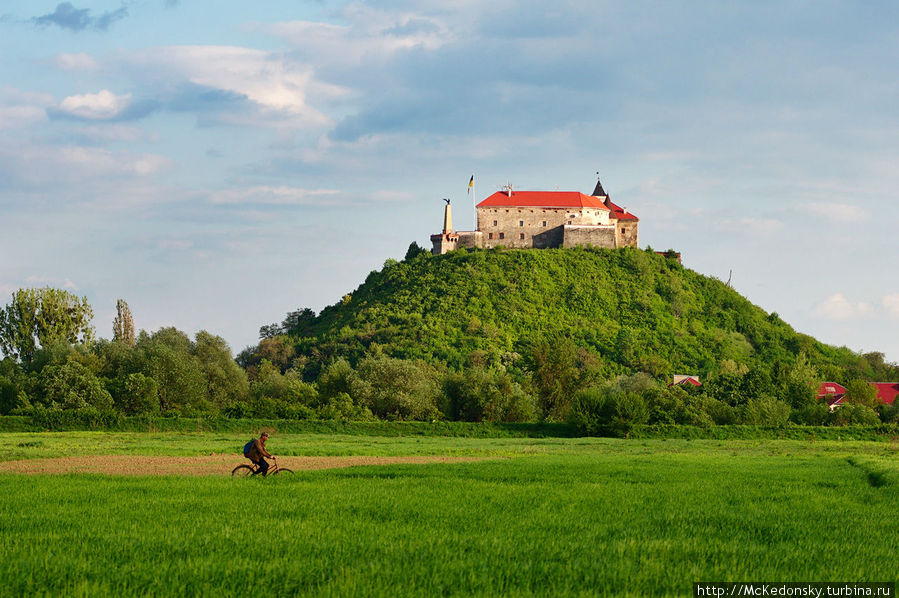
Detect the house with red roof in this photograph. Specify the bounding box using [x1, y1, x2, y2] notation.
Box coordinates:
[816, 382, 847, 407]
[431, 176, 638, 254]
[816, 381, 899, 407]
[871, 383, 899, 405]
[668, 375, 701, 388]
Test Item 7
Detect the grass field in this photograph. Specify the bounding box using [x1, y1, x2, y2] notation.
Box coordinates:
[1, 433, 897, 596]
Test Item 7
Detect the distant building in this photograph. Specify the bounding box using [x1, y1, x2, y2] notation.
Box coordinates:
[871, 383, 899, 405]
[816, 381, 899, 407]
[816, 382, 847, 407]
[431, 175, 639, 254]
[669, 375, 701, 388]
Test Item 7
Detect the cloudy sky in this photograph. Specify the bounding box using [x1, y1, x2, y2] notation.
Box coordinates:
[2, 1, 898, 361]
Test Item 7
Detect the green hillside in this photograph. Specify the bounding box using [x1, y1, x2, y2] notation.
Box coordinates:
[278, 246, 873, 382]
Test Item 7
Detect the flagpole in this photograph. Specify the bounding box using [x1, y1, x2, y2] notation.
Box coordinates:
[471, 174, 476, 231]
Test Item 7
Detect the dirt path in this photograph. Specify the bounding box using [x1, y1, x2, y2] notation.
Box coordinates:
[0, 455, 487, 476]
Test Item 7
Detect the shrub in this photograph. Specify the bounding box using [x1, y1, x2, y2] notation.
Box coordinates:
[613, 391, 649, 429]
[829, 403, 880, 426]
[38, 362, 113, 411]
[317, 392, 376, 421]
[741, 395, 791, 426]
[791, 402, 830, 425]
[568, 387, 615, 435]
[0, 375, 18, 415]
[843, 379, 880, 410]
[353, 356, 439, 420]
[441, 368, 537, 423]
[107, 373, 160, 415]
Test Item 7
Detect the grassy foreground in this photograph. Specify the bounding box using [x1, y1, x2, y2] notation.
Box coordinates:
[1, 434, 898, 596]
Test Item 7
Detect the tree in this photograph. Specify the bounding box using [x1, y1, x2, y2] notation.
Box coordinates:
[404, 241, 428, 261]
[192, 330, 249, 408]
[352, 356, 438, 420]
[112, 299, 135, 346]
[0, 288, 94, 362]
[527, 335, 584, 420]
[844, 379, 880, 410]
[38, 362, 113, 410]
[282, 308, 316, 335]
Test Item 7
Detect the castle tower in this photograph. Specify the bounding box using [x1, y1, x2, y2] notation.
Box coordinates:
[431, 199, 463, 254]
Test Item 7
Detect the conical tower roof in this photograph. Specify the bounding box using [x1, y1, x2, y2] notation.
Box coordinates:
[591, 175, 607, 197]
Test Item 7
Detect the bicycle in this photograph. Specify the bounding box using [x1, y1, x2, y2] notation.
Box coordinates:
[231, 457, 293, 477]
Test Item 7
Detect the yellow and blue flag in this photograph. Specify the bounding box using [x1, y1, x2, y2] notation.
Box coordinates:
[467, 175, 474, 194]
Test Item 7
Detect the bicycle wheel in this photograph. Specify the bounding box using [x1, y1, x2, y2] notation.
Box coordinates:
[231, 464, 255, 477]
[273, 467, 293, 475]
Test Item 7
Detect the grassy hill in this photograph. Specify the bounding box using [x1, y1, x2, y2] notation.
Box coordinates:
[277, 246, 881, 384]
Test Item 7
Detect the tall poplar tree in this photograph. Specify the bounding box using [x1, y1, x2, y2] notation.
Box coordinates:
[112, 299, 136, 346]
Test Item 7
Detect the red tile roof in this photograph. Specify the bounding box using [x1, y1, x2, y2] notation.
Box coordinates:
[816, 382, 846, 406]
[872, 383, 899, 405]
[816, 382, 847, 398]
[668, 376, 701, 388]
[478, 191, 611, 210]
[603, 198, 640, 221]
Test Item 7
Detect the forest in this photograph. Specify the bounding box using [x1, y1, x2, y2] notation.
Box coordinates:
[2, 246, 898, 430]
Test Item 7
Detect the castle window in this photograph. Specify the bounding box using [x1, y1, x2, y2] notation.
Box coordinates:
[499, 232, 504, 239]
[519, 233, 525, 240]
[493, 220, 497, 226]
[621, 228, 625, 234]
[488, 232, 494, 240]
[519, 221, 524, 227]
[542, 221, 547, 227]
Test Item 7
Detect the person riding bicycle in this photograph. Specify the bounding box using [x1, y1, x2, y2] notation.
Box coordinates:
[245, 432, 274, 476]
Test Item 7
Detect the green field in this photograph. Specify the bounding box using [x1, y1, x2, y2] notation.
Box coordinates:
[1, 433, 897, 596]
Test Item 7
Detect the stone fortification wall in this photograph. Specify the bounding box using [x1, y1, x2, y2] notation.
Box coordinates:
[477, 206, 610, 249]
[562, 225, 617, 249]
[615, 221, 639, 248]
[457, 231, 483, 249]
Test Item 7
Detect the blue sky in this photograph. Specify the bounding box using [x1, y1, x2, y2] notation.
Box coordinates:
[2, 1, 898, 362]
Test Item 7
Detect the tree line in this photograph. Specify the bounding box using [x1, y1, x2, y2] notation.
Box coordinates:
[2, 268, 898, 430]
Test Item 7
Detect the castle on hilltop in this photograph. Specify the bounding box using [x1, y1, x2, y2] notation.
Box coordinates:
[431, 175, 639, 254]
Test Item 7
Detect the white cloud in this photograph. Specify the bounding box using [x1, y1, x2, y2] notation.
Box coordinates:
[796, 202, 870, 223]
[24, 276, 78, 290]
[58, 89, 133, 120]
[882, 294, 899, 318]
[0, 105, 47, 129]
[207, 186, 341, 206]
[55, 52, 100, 71]
[158, 239, 193, 251]
[127, 46, 347, 127]
[813, 293, 873, 321]
[714, 217, 785, 235]
[0, 87, 53, 129]
[0, 140, 172, 189]
[264, 7, 452, 66]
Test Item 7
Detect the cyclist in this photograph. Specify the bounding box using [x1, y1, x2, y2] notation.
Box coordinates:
[245, 431, 274, 475]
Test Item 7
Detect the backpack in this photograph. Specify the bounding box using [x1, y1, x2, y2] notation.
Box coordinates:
[243, 440, 254, 456]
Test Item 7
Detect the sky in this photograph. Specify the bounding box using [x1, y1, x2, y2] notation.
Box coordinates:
[1, 1, 898, 362]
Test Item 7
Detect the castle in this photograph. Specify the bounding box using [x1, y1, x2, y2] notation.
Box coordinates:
[431, 176, 639, 254]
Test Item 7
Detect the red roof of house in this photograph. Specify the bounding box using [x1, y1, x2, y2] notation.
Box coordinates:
[816, 382, 847, 399]
[603, 198, 639, 221]
[667, 376, 701, 388]
[872, 383, 899, 405]
[478, 191, 611, 210]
